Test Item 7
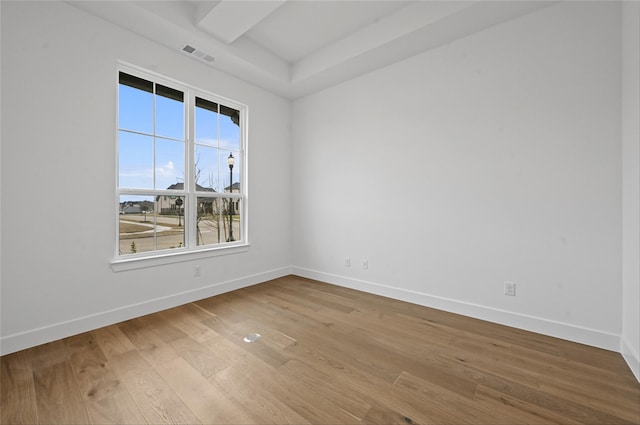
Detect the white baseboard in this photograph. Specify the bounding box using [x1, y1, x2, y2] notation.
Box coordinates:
[292, 267, 621, 353]
[0, 266, 292, 356]
[621, 337, 640, 383]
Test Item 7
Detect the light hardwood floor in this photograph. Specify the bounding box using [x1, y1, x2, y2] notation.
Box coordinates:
[2, 275, 639, 424]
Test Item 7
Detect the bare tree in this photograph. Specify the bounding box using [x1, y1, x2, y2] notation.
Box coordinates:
[194, 162, 228, 245]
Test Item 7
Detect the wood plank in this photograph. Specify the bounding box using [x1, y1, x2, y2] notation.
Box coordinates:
[345, 327, 480, 397]
[0, 350, 38, 424]
[33, 360, 91, 424]
[169, 335, 230, 378]
[107, 349, 198, 424]
[202, 320, 361, 424]
[363, 405, 423, 425]
[279, 276, 362, 300]
[265, 370, 364, 424]
[29, 339, 68, 371]
[559, 341, 638, 375]
[66, 332, 122, 402]
[117, 318, 180, 369]
[156, 357, 253, 424]
[107, 349, 153, 376]
[477, 374, 635, 424]
[473, 385, 582, 425]
[156, 304, 220, 343]
[201, 316, 290, 369]
[195, 293, 252, 323]
[445, 347, 541, 390]
[238, 317, 298, 352]
[278, 358, 372, 420]
[210, 352, 311, 424]
[279, 338, 466, 425]
[239, 289, 383, 369]
[64, 332, 145, 424]
[81, 390, 147, 425]
[93, 324, 137, 359]
[135, 312, 190, 344]
[508, 341, 639, 387]
[114, 357, 201, 424]
[201, 334, 255, 368]
[244, 287, 355, 335]
[394, 371, 507, 425]
[539, 375, 640, 423]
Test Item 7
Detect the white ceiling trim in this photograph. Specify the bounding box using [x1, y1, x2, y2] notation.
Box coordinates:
[287, 1, 555, 97]
[68, 1, 293, 93]
[67, 1, 556, 100]
[292, 1, 473, 83]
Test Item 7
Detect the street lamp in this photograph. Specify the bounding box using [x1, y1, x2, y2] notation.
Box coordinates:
[227, 153, 235, 242]
[175, 197, 183, 226]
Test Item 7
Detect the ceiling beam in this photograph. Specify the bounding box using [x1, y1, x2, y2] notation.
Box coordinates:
[197, 0, 288, 44]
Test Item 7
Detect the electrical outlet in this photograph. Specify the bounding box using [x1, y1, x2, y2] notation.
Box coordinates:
[363, 259, 369, 270]
[504, 282, 516, 296]
[345, 257, 351, 267]
[194, 266, 201, 277]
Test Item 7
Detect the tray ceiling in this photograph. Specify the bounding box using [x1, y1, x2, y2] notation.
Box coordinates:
[69, 0, 554, 99]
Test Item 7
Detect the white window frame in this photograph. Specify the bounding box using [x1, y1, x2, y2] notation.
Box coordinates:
[112, 63, 248, 272]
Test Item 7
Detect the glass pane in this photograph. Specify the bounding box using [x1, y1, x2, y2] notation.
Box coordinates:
[195, 145, 219, 190]
[118, 82, 153, 134]
[156, 195, 185, 251]
[219, 108, 240, 151]
[196, 197, 222, 246]
[225, 197, 241, 242]
[196, 197, 241, 246]
[220, 150, 241, 193]
[195, 97, 218, 146]
[118, 131, 153, 189]
[155, 138, 184, 190]
[156, 85, 184, 140]
[119, 195, 155, 255]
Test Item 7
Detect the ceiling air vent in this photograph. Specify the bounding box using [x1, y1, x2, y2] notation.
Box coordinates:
[181, 44, 215, 64]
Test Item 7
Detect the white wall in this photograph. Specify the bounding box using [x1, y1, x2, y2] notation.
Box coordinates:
[292, 1, 624, 350]
[622, 1, 640, 381]
[0, 1, 292, 354]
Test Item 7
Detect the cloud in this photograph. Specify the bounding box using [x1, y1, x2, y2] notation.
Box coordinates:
[156, 161, 175, 176]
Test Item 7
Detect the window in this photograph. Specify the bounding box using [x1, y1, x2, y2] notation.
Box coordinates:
[116, 65, 246, 260]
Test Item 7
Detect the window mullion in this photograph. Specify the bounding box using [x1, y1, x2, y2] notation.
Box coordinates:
[186, 90, 196, 248]
[217, 103, 221, 193]
[152, 83, 158, 251]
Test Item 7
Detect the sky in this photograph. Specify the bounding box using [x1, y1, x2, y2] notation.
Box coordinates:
[118, 81, 241, 196]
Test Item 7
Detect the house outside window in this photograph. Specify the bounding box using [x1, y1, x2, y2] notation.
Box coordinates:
[116, 64, 246, 259]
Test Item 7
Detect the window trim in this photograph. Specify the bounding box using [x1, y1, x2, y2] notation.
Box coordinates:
[112, 62, 249, 270]
[111, 244, 250, 272]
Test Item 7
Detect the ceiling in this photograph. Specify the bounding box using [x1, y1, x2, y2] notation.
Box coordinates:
[69, 0, 554, 100]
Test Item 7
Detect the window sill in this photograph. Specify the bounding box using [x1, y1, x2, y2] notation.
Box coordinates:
[110, 243, 250, 272]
